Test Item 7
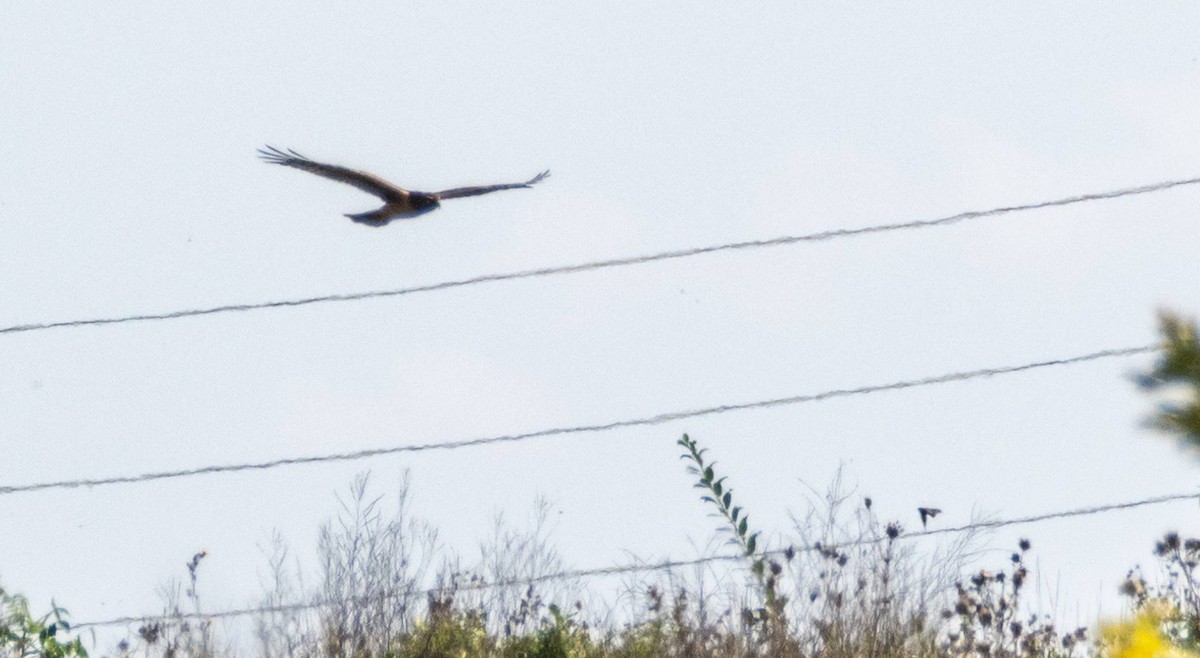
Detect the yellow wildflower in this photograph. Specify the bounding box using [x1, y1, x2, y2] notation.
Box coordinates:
[1101, 613, 1197, 658]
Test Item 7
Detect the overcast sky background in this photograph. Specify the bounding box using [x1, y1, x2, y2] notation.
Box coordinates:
[3, 1, 1200, 650]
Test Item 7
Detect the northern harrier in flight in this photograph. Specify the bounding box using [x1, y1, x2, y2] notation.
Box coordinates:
[258, 146, 550, 226]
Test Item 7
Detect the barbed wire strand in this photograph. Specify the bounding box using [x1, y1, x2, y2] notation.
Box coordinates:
[72, 489, 1197, 629]
[4, 176, 1198, 337]
[0, 344, 1155, 498]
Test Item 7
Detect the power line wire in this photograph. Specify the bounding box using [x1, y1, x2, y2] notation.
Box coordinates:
[0, 344, 1155, 498]
[72, 489, 1197, 629]
[907, 491, 1197, 539]
[3, 176, 1198, 337]
[72, 555, 742, 630]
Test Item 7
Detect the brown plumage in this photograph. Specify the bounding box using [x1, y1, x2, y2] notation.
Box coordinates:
[258, 146, 550, 226]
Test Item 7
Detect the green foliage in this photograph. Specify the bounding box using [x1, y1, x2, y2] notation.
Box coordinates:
[610, 619, 670, 658]
[0, 585, 88, 658]
[391, 608, 490, 658]
[498, 605, 602, 658]
[383, 601, 602, 658]
[1137, 310, 1200, 447]
[677, 434, 791, 640]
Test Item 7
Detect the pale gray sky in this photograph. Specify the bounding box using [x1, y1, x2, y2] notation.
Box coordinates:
[2, 1, 1200, 648]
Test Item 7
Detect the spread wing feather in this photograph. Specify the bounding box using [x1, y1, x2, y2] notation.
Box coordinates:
[434, 170, 551, 200]
[258, 146, 408, 201]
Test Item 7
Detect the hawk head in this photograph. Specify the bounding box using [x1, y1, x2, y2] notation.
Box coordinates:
[411, 194, 441, 212]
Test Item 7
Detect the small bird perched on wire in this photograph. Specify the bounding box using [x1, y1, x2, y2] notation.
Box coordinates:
[258, 146, 550, 226]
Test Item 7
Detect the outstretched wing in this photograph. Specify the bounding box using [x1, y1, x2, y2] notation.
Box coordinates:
[433, 170, 551, 200]
[258, 146, 408, 201]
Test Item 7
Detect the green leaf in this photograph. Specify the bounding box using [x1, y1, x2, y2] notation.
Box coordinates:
[738, 517, 748, 536]
[722, 492, 732, 508]
[747, 534, 758, 555]
[701, 496, 717, 504]
[731, 506, 741, 522]
[703, 466, 714, 482]
[712, 481, 723, 497]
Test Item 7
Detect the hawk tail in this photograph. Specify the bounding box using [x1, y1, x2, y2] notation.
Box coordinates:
[345, 208, 392, 225]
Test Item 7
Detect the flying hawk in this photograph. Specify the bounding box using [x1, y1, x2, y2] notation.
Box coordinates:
[258, 146, 550, 226]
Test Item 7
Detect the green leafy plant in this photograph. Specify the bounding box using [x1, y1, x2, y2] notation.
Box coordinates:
[1136, 310, 1200, 446]
[0, 584, 88, 658]
[677, 434, 787, 630]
